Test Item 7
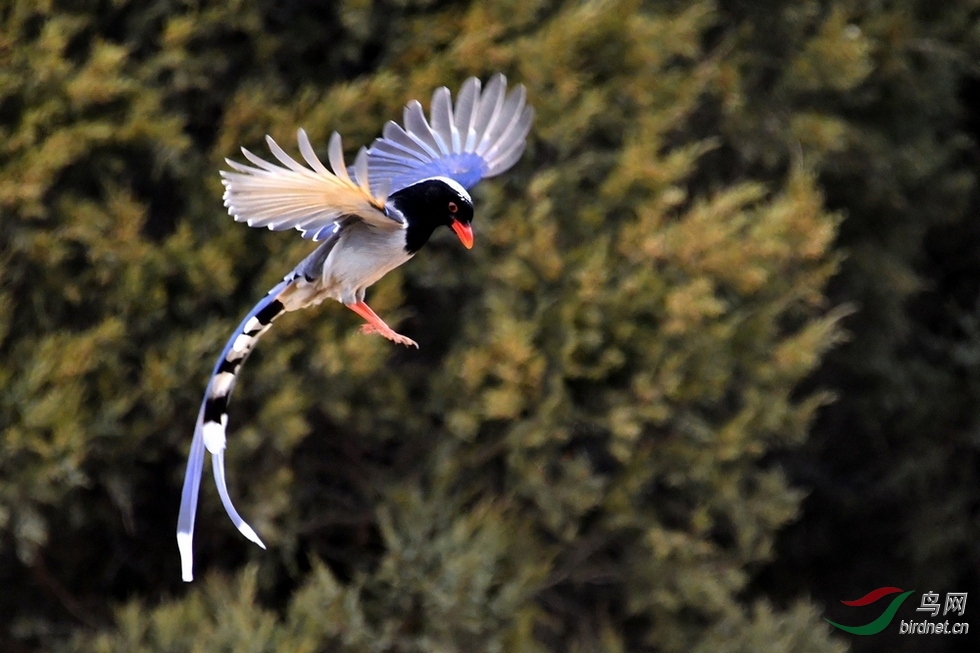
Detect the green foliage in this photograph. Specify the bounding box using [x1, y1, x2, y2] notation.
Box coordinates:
[3, 0, 976, 652]
[710, 4, 980, 651]
[81, 490, 544, 653]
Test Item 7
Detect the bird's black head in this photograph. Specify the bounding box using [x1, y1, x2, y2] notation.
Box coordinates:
[390, 177, 475, 254]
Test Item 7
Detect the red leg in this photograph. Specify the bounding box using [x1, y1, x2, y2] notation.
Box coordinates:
[347, 302, 418, 348]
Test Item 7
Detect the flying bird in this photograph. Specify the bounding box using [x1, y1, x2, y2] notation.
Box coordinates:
[177, 74, 534, 581]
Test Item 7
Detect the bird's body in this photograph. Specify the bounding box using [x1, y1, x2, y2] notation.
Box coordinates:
[325, 223, 414, 300]
[177, 74, 533, 581]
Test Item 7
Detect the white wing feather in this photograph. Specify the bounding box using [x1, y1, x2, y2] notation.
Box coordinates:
[220, 130, 401, 238]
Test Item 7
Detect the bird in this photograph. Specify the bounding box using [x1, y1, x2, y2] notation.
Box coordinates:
[176, 74, 534, 581]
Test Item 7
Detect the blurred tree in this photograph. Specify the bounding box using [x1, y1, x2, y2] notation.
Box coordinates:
[708, 3, 980, 652]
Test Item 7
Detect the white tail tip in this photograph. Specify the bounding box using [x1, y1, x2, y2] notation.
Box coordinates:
[238, 522, 267, 549]
[177, 531, 194, 582]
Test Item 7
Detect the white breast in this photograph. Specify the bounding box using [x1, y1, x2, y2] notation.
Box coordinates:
[319, 222, 413, 304]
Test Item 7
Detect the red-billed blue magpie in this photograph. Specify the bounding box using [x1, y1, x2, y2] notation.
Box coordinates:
[177, 74, 533, 581]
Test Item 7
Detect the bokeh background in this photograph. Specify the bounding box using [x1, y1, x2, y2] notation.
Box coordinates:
[1, 0, 978, 651]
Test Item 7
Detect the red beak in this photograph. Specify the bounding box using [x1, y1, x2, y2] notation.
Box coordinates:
[451, 220, 474, 249]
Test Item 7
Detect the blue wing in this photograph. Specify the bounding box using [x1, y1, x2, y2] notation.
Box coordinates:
[365, 74, 534, 195]
[300, 220, 341, 242]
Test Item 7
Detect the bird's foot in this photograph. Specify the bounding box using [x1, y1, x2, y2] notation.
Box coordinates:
[359, 323, 417, 347]
[349, 302, 418, 348]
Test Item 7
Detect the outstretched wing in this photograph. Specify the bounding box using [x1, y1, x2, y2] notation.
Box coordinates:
[221, 129, 402, 241]
[365, 74, 534, 195]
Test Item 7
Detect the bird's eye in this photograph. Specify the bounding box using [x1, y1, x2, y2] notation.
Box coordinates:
[448, 201, 458, 213]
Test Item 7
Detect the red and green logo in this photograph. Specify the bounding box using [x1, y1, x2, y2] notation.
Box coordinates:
[825, 587, 915, 635]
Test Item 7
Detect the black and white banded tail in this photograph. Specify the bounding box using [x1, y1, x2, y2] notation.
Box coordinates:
[176, 276, 293, 582]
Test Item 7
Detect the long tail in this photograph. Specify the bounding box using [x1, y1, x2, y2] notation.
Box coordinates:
[177, 275, 296, 582]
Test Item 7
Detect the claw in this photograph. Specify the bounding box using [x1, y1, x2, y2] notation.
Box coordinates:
[348, 301, 419, 348]
[358, 319, 418, 347]
[390, 333, 419, 348]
